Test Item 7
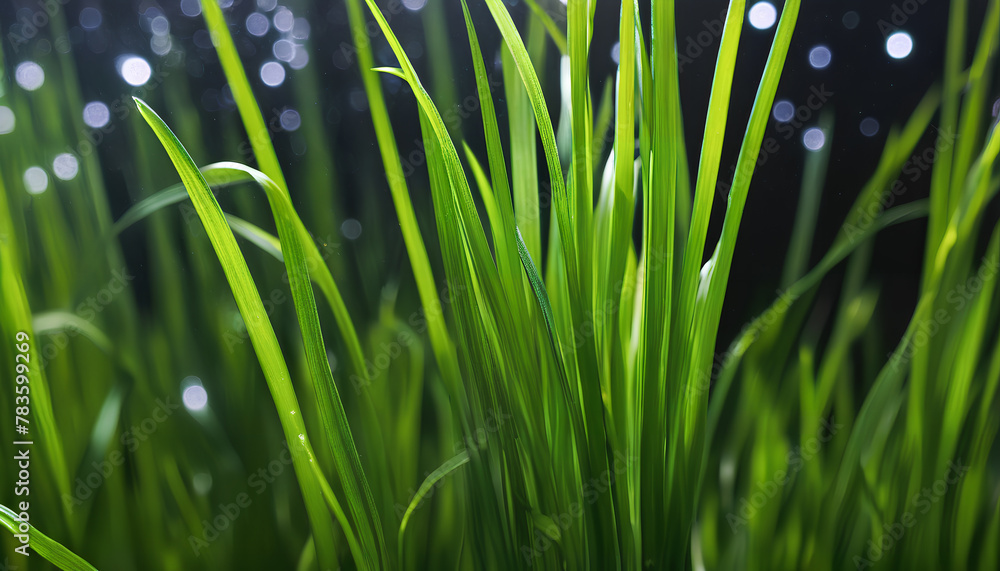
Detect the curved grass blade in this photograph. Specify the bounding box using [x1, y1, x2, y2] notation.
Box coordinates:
[132, 97, 358, 570]
[182, 161, 391, 570]
[397, 450, 470, 564]
[0, 505, 97, 571]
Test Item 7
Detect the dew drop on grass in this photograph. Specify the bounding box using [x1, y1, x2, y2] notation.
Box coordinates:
[53, 153, 79, 180]
[24, 167, 49, 194]
[0, 106, 15, 134]
[15, 62, 45, 91]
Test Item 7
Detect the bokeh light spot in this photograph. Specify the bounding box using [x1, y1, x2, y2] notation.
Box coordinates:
[886, 32, 913, 59]
[808, 46, 831, 69]
[119, 56, 152, 86]
[24, 167, 49, 194]
[53, 153, 80, 180]
[341, 219, 362, 240]
[15, 62, 45, 91]
[748, 2, 777, 30]
[0, 107, 15, 134]
[83, 101, 110, 128]
[773, 100, 795, 122]
[247, 13, 270, 37]
[260, 61, 286, 87]
[279, 109, 301, 131]
[80, 7, 103, 29]
[860, 117, 880, 137]
[803, 128, 826, 151]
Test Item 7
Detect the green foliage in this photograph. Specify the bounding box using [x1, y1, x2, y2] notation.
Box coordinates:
[1, 1, 998, 570]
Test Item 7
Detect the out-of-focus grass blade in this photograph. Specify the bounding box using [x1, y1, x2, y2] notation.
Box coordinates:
[199, 0, 288, 193]
[0, 166, 74, 538]
[523, 0, 567, 54]
[397, 450, 469, 564]
[705, 200, 928, 447]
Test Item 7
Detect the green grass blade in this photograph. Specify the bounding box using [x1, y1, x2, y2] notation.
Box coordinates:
[397, 450, 470, 564]
[132, 97, 353, 571]
[343, 0, 463, 401]
[0, 505, 97, 571]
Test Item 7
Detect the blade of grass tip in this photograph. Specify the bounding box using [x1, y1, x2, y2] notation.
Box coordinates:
[397, 450, 470, 564]
[0, 505, 97, 571]
[132, 97, 357, 571]
[597, 0, 637, 333]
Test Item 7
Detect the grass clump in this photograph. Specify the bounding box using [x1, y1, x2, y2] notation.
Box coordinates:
[1, 1, 999, 570]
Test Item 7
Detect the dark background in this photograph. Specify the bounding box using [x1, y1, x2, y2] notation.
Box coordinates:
[3, 0, 997, 349]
